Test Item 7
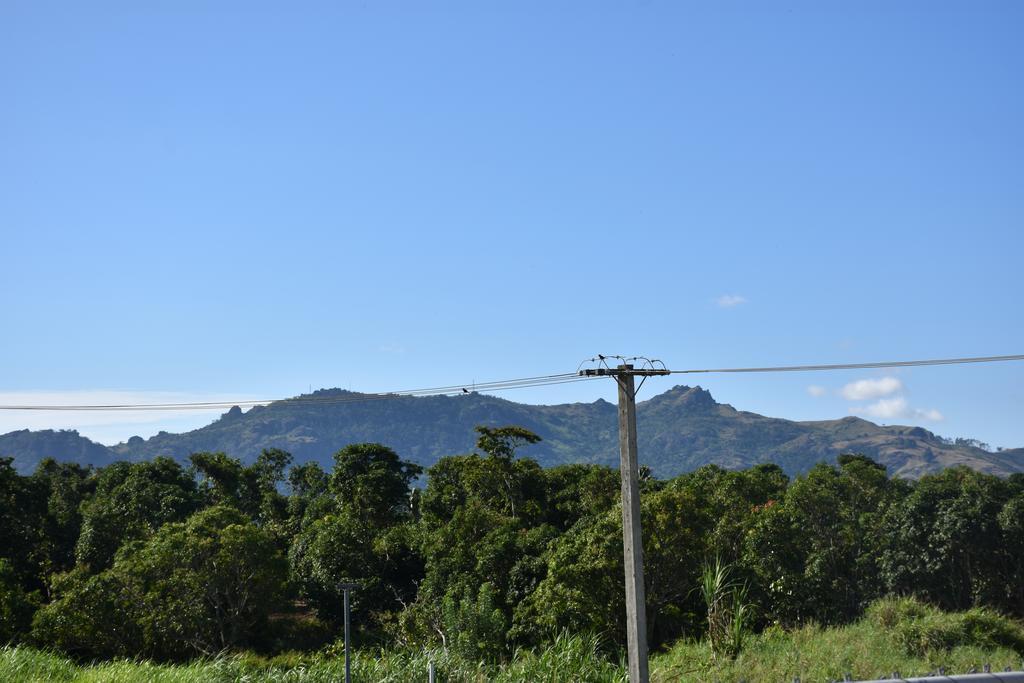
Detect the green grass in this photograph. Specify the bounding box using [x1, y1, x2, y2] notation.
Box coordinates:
[4, 599, 1023, 682]
[652, 597, 1024, 682]
[0, 632, 626, 683]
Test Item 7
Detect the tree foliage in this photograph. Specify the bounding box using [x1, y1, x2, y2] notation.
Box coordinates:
[33, 506, 286, 659]
[289, 444, 422, 631]
[75, 457, 201, 571]
[2, 430, 1022, 664]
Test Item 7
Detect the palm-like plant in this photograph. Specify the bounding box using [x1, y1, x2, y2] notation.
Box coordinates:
[699, 557, 749, 660]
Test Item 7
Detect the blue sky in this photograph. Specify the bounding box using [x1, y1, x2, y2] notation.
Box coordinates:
[1, 1, 1022, 448]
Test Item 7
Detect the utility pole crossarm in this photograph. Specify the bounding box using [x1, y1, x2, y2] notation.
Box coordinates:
[578, 368, 670, 377]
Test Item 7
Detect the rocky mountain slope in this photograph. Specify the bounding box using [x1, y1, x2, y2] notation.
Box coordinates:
[2, 386, 1020, 478]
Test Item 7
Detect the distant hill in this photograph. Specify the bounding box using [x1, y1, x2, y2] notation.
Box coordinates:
[2, 386, 1021, 478]
[0, 428, 124, 473]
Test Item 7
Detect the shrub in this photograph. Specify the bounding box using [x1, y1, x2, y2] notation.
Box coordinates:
[441, 582, 508, 663]
[867, 596, 1024, 657]
[865, 596, 930, 630]
[699, 557, 750, 659]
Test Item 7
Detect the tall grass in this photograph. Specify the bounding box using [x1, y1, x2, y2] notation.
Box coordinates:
[4, 599, 1023, 682]
[654, 597, 1024, 682]
[0, 632, 625, 682]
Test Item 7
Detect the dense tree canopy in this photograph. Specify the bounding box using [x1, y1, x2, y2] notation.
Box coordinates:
[1, 429, 1022, 664]
[75, 457, 201, 571]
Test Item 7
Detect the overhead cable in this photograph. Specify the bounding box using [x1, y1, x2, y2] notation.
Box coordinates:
[669, 354, 1024, 375]
[3, 354, 1022, 412]
[0, 374, 594, 411]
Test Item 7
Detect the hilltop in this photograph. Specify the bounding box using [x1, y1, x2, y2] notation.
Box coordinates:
[1, 385, 1020, 477]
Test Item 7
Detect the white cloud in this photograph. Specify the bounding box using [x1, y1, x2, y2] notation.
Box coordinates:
[856, 396, 909, 419]
[915, 407, 944, 421]
[0, 390, 264, 445]
[715, 294, 747, 308]
[851, 396, 944, 422]
[841, 376, 902, 401]
[807, 385, 827, 397]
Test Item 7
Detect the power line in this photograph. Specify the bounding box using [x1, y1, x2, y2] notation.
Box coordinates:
[669, 354, 1024, 375]
[2, 354, 1022, 412]
[0, 373, 595, 411]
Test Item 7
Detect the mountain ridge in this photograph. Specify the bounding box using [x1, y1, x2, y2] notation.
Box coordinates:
[1, 385, 1020, 478]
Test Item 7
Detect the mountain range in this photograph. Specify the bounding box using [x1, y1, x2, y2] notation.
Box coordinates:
[2, 385, 1021, 478]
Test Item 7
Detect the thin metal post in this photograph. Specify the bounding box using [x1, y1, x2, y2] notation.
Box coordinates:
[344, 586, 351, 683]
[616, 365, 649, 683]
[337, 582, 359, 682]
[428, 660, 436, 683]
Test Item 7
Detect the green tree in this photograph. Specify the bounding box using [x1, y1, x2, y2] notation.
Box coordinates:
[743, 455, 902, 625]
[420, 428, 547, 526]
[190, 449, 293, 526]
[542, 463, 620, 532]
[0, 558, 38, 644]
[677, 463, 788, 563]
[31, 566, 143, 659]
[289, 508, 422, 630]
[474, 425, 542, 461]
[126, 506, 287, 656]
[34, 506, 287, 660]
[518, 483, 715, 649]
[286, 460, 330, 530]
[406, 427, 552, 652]
[290, 444, 423, 631]
[0, 458, 48, 591]
[75, 457, 201, 572]
[997, 491, 1024, 615]
[330, 443, 422, 526]
[30, 459, 94, 579]
[880, 467, 1017, 613]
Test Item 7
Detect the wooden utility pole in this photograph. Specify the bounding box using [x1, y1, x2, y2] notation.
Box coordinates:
[579, 361, 669, 683]
[616, 366, 648, 683]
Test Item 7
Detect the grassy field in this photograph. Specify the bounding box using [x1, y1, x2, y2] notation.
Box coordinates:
[3, 599, 1023, 682]
[0, 633, 627, 683]
[653, 598, 1024, 682]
